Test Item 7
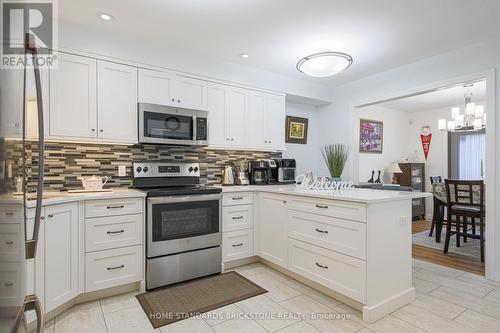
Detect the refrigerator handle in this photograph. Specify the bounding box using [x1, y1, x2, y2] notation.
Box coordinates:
[12, 295, 45, 333]
[24, 33, 45, 260]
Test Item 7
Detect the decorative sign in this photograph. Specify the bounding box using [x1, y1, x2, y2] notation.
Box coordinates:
[420, 125, 432, 160]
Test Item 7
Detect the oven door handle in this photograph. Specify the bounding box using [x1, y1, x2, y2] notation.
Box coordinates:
[148, 193, 222, 205]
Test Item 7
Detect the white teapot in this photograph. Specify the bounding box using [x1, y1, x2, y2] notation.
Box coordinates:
[81, 175, 108, 191]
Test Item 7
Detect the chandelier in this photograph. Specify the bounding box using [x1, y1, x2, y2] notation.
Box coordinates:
[438, 86, 486, 132]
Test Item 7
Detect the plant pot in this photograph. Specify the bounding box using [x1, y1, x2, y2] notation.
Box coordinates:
[330, 177, 342, 182]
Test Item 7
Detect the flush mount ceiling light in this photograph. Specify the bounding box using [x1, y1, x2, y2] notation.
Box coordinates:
[98, 13, 114, 21]
[239, 53, 249, 59]
[296, 52, 353, 77]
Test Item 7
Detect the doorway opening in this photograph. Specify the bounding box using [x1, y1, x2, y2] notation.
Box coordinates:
[354, 79, 487, 276]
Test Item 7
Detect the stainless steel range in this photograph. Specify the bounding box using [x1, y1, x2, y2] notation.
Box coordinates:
[133, 161, 222, 290]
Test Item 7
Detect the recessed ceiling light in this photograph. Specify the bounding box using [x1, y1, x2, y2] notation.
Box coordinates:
[99, 13, 114, 21]
[296, 52, 353, 77]
[239, 53, 249, 59]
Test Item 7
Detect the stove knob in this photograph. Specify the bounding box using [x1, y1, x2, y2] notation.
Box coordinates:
[143, 167, 149, 173]
[136, 167, 142, 173]
[189, 167, 194, 172]
[194, 167, 199, 172]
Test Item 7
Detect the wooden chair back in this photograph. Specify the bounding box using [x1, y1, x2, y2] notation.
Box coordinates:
[429, 176, 442, 184]
[444, 179, 484, 212]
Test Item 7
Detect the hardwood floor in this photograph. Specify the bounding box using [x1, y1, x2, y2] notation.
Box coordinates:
[412, 220, 485, 276]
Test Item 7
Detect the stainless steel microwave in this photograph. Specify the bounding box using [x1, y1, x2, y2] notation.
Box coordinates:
[138, 103, 209, 146]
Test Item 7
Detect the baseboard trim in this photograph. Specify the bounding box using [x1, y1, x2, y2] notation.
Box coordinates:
[362, 287, 415, 323]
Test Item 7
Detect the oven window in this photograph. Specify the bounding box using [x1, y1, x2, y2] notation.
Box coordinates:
[144, 111, 193, 140]
[282, 169, 296, 180]
[152, 200, 219, 242]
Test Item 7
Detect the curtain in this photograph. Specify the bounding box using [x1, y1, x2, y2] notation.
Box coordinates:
[458, 132, 485, 179]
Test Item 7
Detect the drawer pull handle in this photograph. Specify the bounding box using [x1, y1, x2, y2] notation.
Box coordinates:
[5, 282, 13, 287]
[232, 197, 244, 200]
[232, 243, 244, 247]
[47, 214, 54, 218]
[315, 204, 328, 209]
[315, 228, 328, 234]
[315, 262, 328, 269]
[107, 230, 125, 235]
[5, 240, 14, 245]
[107, 264, 125, 271]
[232, 216, 244, 220]
[107, 205, 125, 209]
[5, 211, 14, 216]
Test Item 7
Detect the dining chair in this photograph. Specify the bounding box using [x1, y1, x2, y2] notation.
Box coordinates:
[429, 176, 443, 237]
[444, 179, 485, 262]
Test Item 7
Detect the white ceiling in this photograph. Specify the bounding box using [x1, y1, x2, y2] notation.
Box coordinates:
[380, 80, 486, 112]
[59, 0, 500, 86]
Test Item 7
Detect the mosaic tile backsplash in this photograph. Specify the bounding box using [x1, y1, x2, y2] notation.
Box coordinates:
[6, 140, 281, 192]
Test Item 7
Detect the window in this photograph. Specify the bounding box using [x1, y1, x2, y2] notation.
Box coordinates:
[449, 130, 485, 180]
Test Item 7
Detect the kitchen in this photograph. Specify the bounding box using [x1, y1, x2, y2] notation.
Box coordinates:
[1, 1, 500, 333]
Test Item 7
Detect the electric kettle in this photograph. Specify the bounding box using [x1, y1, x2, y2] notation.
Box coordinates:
[222, 166, 236, 185]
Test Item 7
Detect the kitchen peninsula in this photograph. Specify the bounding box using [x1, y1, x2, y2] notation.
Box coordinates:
[219, 185, 431, 323]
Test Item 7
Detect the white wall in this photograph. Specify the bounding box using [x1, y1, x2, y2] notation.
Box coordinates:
[283, 102, 323, 176]
[315, 34, 500, 279]
[356, 105, 410, 184]
[58, 21, 331, 103]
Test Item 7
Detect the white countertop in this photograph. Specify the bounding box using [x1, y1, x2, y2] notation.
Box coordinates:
[0, 188, 146, 207]
[217, 184, 432, 203]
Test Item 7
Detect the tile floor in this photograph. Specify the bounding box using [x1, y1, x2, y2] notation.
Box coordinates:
[42, 259, 500, 333]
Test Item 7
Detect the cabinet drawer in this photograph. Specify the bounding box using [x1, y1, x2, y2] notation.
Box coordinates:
[85, 214, 143, 252]
[288, 239, 366, 303]
[222, 192, 253, 206]
[0, 223, 22, 262]
[0, 205, 22, 223]
[85, 198, 143, 218]
[288, 210, 366, 260]
[222, 205, 253, 232]
[288, 197, 366, 223]
[222, 230, 254, 262]
[85, 245, 142, 292]
[0, 262, 22, 307]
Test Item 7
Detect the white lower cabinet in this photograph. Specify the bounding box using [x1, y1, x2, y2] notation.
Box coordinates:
[222, 230, 254, 262]
[44, 202, 79, 312]
[288, 239, 366, 303]
[85, 214, 142, 252]
[85, 245, 142, 292]
[256, 193, 288, 267]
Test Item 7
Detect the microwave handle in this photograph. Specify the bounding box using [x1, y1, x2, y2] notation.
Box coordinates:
[193, 116, 197, 141]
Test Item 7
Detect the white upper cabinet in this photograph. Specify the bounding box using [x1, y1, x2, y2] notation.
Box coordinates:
[44, 202, 79, 312]
[264, 93, 286, 150]
[97, 60, 138, 143]
[247, 91, 266, 148]
[206, 82, 286, 151]
[138, 68, 173, 105]
[207, 83, 228, 146]
[49, 53, 97, 139]
[172, 75, 208, 110]
[0, 68, 23, 137]
[226, 87, 248, 147]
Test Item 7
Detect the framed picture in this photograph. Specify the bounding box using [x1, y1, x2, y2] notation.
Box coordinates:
[359, 119, 383, 153]
[285, 116, 308, 144]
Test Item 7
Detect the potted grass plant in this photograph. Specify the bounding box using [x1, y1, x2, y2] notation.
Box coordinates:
[321, 144, 350, 181]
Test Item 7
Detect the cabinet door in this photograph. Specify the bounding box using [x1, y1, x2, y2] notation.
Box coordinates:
[257, 193, 288, 267]
[49, 53, 97, 139]
[172, 75, 207, 110]
[264, 94, 286, 150]
[138, 68, 173, 105]
[97, 61, 138, 143]
[0, 68, 23, 137]
[207, 83, 228, 146]
[44, 202, 78, 312]
[247, 91, 266, 148]
[226, 87, 248, 147]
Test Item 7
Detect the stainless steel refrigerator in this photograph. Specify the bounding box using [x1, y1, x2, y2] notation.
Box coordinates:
[0, 34, 45, 333]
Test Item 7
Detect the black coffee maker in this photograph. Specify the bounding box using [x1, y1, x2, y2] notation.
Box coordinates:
[248, 160, 277, 185]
